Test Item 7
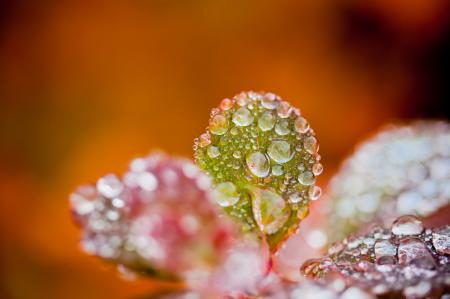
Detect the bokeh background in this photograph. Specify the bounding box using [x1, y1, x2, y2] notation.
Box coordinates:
[1, 1, 449, 298]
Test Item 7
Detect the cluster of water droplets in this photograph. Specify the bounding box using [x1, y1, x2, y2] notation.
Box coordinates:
[194, 91, 322, 249]
[301, 215, 450, 299]
[264, 279, 375, 299]
[156, 273, 375, 299]
[325, 121, 450, 241]
[70, 152, 235, 280]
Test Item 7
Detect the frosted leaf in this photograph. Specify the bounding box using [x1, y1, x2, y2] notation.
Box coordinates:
[325, 121, 450, 242]
[70, 153, 236, 281]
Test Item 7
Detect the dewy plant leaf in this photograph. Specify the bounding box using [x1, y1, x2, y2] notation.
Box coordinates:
[194, 91, 322, 252]
[70, 152, 237, 281]
[301, 215, 450, 299]
[325, 121, 450, 242]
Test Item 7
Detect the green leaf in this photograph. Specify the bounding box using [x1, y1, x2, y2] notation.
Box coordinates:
[194, 91, 322, 252]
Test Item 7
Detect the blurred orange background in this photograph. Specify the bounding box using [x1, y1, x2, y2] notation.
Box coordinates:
[1, 1, 449, 298]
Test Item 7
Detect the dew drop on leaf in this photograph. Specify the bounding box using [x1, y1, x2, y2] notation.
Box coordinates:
[298, 171, 315, 186]
[268, 140, 292, 164]
[276, 101, 292, 118]
[391, 215, 423, 236]
[308, 186, 321, 200]
[214, 182, 240, 207]
[294, 116, 309, 133]
[209, 114, 229, 135]
[97, 174, 124, 198]
[312, 163, 323, 176]
[250, 187, 290, 234]
[288, 191, 302, 204]
[303, 136, 318, 154]
[432, 226, 450, 254]
[275, 119, 290, 136]
[232, 107, 254, 127]
[207, 145, 220, 158]
[398, 237, 431, 265]
[261, 93, 277, 109]
[272, 164, 284, 176]
[246, 152, 270, 178]
[374, 240, 397, 263]
[219, 98, 233, 110]
[258, 111, 276, 131]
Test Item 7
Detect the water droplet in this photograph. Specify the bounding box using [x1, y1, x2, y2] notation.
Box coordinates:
[106, 210, 120, 221]
[220, 98, 233, 110]
[258, 111, 276, 131]
[294, 116, 309, 133]
[403, 281, 432, 298]
[232, 107, 254, 127]
[377, 255, 396, 265]
[247, 91, 260, 100]
[207, 145, 220, 158]
[230, 127, 239, 135]
[303, 136, 318, 154]
[272, 164, 284, 176]
[112, 197, 125, 208]
[308, 186, 321, 200]
[300, 258, 322, 278]
[209, 114, 229, 135]
[97, 174, 124, 198]
[261, 94, 277, 109]
[288, 191, 302, 204]
[231, 160, 241, 170]
[230, 151, 241, 159]
[298, 171, 315, 185]
[277, 101, 292, 118]
[267, 140, 292, 163]
[391, 215, 423, 236]
[213, 182, 240, 207]
[250, 187, 289, 234]
[341, 287, 373, 299]
[70, 186, 96, 216]
[312, 163, 323, 176]
[130, 158, 147, 172]
[235, 93, 249, 106]
[410, 255, 436, 270]
[432, 226, 450, 254]
[199, 133, 211, 148]
[372, 284, 388, 295]
[275, 120, 290, 136]
[137, 172, 158, 191]
[398, 237, 431, 265]
[374, 240, 397, 263]
[246, 152, 270, 178]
